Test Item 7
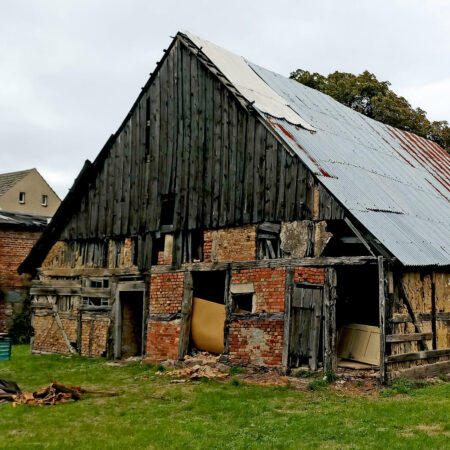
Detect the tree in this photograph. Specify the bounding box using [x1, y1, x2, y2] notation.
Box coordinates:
[290, 69, 450, 153]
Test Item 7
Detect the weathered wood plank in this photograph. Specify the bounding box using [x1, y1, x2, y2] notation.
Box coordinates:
[386, 333, 433, 343]
[389, 360, 450, 380]
[386, 348, 450, 363]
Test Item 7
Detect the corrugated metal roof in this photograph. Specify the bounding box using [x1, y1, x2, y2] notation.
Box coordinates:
[183, 33, 450, 266]
[249, 63, 450, 266]
[0, 211, 50, 228]
[0, 169, 34, 196]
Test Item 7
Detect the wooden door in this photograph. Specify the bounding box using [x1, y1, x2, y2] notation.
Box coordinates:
[289, 285, 323, 370]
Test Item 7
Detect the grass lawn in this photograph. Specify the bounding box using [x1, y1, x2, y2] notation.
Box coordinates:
[0, 346, 449, 449]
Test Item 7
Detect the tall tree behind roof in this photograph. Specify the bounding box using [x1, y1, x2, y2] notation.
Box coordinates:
[290, 69, 450, 153]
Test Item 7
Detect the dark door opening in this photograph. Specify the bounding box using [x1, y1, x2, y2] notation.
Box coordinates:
[120, 291, 144, 358]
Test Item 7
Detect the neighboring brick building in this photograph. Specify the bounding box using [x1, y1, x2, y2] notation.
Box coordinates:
[0, 212, 49, 333]
[20, 32, 449, 382]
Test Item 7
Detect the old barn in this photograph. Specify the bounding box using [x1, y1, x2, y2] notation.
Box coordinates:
[20, 32, 449, 382]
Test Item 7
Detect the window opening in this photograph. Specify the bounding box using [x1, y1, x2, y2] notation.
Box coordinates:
[232, 293, 253, 313]
[19, 192, 25, 204]
[160, 194, 175, 227]
[256, 222, 281, 259]
[82, 297, 109, 307]
[41, 194, 48, 206]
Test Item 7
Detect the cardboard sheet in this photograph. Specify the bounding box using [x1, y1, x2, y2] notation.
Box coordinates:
[337, 324, 380, 366]
[190, 297, 226, 354]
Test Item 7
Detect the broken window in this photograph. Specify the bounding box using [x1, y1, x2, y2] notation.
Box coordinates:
[82, 297, 109, 307]
[232, 293, 253, 313]
[256, 222, 281, 259]
[230, 283, 255, 313]
[83, 278, 109, 289]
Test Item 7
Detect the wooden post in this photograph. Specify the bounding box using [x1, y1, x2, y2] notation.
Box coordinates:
[431, 274, 437, 350]
[323, 267, 337, 372]
[282, 267, 294, 373]
[378, 256, 387, 384]
[223, 268, 232, 358]
[178, 271, 193, 359]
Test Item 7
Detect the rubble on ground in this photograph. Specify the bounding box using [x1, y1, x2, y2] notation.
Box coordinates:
[0, 379, 118, 406]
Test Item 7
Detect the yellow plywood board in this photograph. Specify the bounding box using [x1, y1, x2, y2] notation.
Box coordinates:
[190, 297, 226, 354]
[337, 324, 380, 366]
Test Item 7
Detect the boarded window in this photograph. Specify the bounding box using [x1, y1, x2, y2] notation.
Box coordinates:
[256, 222, 281, 260]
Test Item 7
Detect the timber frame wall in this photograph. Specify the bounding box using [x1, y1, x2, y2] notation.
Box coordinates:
[23, 33, 450, 382]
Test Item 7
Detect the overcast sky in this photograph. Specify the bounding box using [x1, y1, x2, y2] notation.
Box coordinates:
[1, 0, 449, 199]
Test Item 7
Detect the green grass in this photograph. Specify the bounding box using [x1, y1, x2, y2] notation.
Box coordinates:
[0, 346, 449, 449]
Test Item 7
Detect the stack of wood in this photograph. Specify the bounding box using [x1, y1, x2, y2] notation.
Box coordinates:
[0, 380, 117, 406]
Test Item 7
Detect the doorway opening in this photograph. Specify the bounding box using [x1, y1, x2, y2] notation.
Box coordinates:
[335, 265, 380, 368]
[190, 271, 227, 355]
[119, 291, 144, 358]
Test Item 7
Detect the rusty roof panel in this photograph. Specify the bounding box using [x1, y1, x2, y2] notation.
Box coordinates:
[248, 62, 450, 266]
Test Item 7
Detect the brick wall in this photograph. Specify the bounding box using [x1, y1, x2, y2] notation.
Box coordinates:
[204, 225, 256, 263]
[228, 320, 284, 366]
[144, 320, 181, 363]
[149, 272, 184, 314]
[232, 267, 286, 312]
[80, 318, 109, 357]
[33, 315, 78, 354]
[294, 267, 325, 284]
[0, 228, 41, 288]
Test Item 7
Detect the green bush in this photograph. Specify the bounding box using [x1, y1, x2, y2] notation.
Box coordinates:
[228, 366, 245, 375]
[307, 378, 328, 391]
[8, 294, 33, 344]
[381, 378, 429, 397]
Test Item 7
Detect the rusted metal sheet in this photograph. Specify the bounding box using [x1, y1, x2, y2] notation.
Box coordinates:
[247, 62, 450, 266]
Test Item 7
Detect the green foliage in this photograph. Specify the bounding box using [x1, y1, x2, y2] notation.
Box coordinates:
[307, 378, 328, 391]
[306, 370, 337, 390]
[228, 366, 245, 376]
[230, 378, 241, 386]
[290, 69, 450, 152]
[292, 368, 315, 378]
[8, 294, 33, 345]
[381, 378, 429, 397]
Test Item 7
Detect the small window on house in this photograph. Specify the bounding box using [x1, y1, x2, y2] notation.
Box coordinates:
[41, 194, 48, 206]
[160, 194, 175, 227]
[232, 293, 254, 313]
[19, 192, 25, 204]
[257, 222, 281, 260]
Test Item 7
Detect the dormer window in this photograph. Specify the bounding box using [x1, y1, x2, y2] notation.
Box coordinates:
[19, 192, 25, 204]
[41, 194, 48, 206]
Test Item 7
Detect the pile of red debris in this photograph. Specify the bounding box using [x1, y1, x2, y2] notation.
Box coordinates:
[158, 364, 229, 380]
